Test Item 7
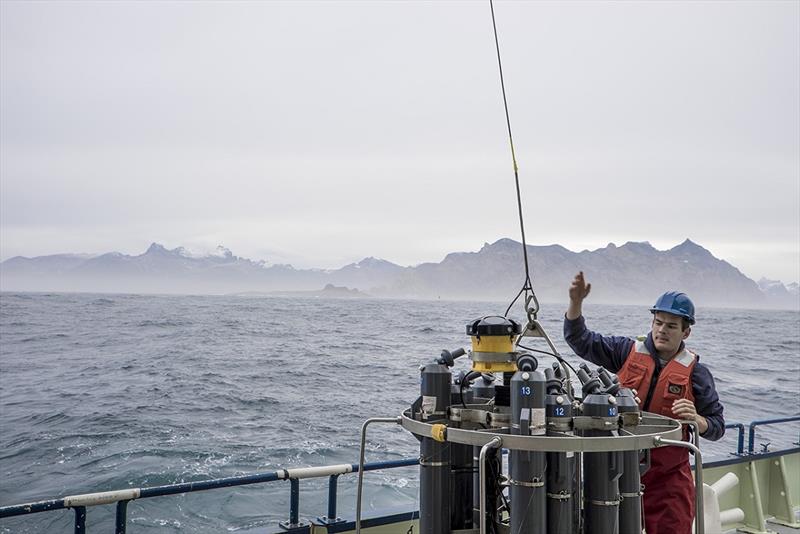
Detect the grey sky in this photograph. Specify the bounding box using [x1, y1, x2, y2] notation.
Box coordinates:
[2, 1, 798, 283]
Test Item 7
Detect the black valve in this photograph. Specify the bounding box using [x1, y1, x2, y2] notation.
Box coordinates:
[578, 363, 603, 396]
[437, 347, 466, 367]
[597, 367, 620, 395]
[516, 353, 538, 372]
[544, 367, 564, 395]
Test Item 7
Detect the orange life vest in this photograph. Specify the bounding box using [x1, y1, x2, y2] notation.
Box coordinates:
[616, 340, 696, 415]
[618, 340, 699, 534]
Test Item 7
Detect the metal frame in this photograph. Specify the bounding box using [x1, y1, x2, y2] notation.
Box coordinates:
[654, 435, 704, 534]
[518, 317, 575, 399]
[478, 437, 503, 534]
[401, 409, 684, 452]
[355, 417, 403, 534]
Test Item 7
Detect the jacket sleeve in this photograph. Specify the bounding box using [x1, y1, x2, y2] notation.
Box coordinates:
[563, 314, 635, 373]
[692, 361, 725, 441]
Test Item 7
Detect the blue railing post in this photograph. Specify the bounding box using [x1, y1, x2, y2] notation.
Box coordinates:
[725, 423, 745, 455]
[327, 474, 338, 520]
[73, 506, 86, 534]
[290, 478, 299, 525]
[115, 500, 128, 534]
[279, 478, 308, 530]
[736, 425, 744, 455]
[318, 474, 343, 524]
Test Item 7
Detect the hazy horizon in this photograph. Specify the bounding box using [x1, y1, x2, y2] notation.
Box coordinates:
[2, 236, 799, 286]
[2, 1, 798, 283]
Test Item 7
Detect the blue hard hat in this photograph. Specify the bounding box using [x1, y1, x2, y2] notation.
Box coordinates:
[650, 291, 695, 325]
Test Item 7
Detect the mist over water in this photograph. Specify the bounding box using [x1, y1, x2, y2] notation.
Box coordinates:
[1, 293, 798, 532]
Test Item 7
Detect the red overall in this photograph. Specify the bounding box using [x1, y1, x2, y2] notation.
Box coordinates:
[617, 341, 697, 534]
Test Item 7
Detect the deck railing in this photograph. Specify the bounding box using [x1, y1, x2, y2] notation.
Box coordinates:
[2, 417, 799, 533]
[747, 415, 800, 454]
[0, 458, 418, 533]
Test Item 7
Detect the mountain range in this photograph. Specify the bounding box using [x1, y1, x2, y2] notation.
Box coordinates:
[1, 239, 798, 309]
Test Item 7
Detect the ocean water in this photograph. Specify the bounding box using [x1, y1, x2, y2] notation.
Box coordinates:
[1, 292, 798, 533]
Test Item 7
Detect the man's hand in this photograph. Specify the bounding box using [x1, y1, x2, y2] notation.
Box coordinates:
[566, 271, 591, 320]
[569, 271, 591, 302]
[672, 398, 708, 434]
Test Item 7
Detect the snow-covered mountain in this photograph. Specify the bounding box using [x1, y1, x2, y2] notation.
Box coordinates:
[0, 243, 402, 296]
[1, 239, 797, 310]
[757, 278, 800, 308]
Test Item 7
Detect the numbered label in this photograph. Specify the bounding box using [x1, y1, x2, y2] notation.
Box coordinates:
[521, 386, 531, 396]
[608, 407, 618, 416]
[554, 407, 566, 416]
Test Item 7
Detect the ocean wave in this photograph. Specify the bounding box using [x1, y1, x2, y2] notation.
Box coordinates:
[0, 445, 39, 463]
[31, 412, 72, 425]
[19, 332, 69, 342]
[205, 391, 281, 408]
[2, 292, 798, 533]
[136, 319, 192, 328]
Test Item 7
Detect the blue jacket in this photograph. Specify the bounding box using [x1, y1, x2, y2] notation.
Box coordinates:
[564, 314, 725, 441]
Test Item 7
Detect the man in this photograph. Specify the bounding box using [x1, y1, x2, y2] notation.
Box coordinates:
[564, 271, 724, 534]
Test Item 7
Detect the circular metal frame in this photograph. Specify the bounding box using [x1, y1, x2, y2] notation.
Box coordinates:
[401, 409, 683, 452]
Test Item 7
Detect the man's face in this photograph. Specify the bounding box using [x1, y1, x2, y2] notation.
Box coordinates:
[651, 311, 691, 357]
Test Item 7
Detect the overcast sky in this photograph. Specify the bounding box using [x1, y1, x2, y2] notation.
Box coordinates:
[1, 1, 798, 283]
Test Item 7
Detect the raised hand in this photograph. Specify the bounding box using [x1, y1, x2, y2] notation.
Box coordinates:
[569, 271, 592, 303]
[566, 271, 591, 320]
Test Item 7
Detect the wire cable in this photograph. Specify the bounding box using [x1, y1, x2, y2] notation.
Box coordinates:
[489, 0, 537, 318]
[516, 343, 578, 375]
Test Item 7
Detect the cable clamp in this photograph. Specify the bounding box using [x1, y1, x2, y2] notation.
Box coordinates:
[589, 499, 620, 507]
[418, 459, 449, 467]
[508, 477, 544, 488]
